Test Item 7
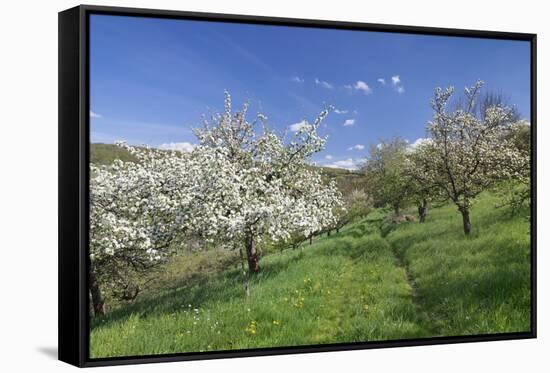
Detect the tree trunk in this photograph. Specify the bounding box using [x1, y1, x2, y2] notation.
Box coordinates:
[245, 234, 260, 273]
[394, 204, 400, 216]
[460, 207, 471, 235]
[327, 230, 331, 237]
[239, 247, 250, 297]
[336, 227, 340, 234]
[418, 199, 427, 223]
[89, 271, 105, 316]
[309, 233, 313, 245]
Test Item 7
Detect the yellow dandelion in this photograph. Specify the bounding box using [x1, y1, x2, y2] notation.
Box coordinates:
[272, 320, 280, 325]
[363, 304, 369, 311]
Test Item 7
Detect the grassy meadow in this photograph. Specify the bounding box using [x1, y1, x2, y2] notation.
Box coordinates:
[90, 191, 531, 358]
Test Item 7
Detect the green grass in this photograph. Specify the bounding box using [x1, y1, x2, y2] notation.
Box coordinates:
[90, 220, 428, 357]
[385, 193, 531, 336]
[90, 193, 531, 358]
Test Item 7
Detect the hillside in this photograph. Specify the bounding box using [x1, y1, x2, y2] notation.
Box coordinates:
[89, 192, 530, 358]
[90, 143, 137, 164]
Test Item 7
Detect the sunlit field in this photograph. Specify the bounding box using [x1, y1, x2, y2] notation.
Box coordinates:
[90, 191, 530, 358]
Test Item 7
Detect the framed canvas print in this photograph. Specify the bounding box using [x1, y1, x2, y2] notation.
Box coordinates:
[58, 4, 537, 367]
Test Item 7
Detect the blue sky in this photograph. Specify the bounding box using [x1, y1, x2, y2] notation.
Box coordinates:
[90, 14, 531, 169]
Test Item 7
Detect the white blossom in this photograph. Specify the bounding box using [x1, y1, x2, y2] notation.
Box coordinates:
[90, 92, 343, 281]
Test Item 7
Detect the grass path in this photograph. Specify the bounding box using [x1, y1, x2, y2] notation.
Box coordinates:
[386, 231, 442, 337]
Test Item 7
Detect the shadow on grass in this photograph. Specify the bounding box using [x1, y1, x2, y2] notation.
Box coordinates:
[419, 263, 530, 333]
[93, 245, 320, 329]
[91, 266, 247, 329]
[92, 218, 381, 331]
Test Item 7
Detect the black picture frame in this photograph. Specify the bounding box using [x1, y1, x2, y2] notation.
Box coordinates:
[58, 4, 537, 368]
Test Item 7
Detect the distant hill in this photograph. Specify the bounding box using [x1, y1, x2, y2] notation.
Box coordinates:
[90, 143, 138, 165]
[318, 166, 368, 194]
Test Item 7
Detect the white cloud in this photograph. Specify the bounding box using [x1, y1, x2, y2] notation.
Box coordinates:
[159, 142, 196, 152]
[325, 155, 333, 160]
[391, 75, 401, 85]
[343, 84, 353, 90]
[315, 78, 333, 89]
[334, 109, 349, 114]
[409, 137, 432, 150]
[289, 120, 310, 132]
[291, 76, 304, 83]
[377, 78, 386, 85]
[90, 110, 102, 118]
[324, 158, 358, 170]
[390, 75, 405, 94]
[354, 80, 372, 94]
[347, 144, 365, 151]
[343, 119, 356, 127]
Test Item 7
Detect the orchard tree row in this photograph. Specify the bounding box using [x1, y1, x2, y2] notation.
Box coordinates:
[361, 81, 530, 235]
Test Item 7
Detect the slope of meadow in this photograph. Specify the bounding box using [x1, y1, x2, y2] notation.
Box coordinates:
[90, 192, 531, 358]
[385, 193, 531, 336]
